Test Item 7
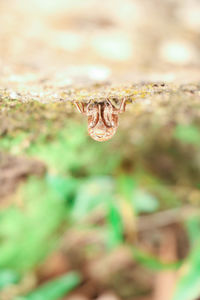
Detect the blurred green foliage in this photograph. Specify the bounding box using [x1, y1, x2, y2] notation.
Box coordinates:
[0, 122, 200, 299]
[173, 217, 200, 300]
[0, 177, 68, 273]
[0, 269, 21, 290]
[18, 272, 81, 300]
[174, 124, 200, 145]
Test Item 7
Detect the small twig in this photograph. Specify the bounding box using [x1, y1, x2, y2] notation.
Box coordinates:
[137, 206, 200, 232]
[153, 227, 177, 300]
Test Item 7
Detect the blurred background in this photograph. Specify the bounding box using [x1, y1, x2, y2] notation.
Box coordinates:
[0, 0, 200, 300]
[1, 0, 200, 83]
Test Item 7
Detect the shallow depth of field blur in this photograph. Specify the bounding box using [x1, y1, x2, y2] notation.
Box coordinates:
[0, 1, 200, 300]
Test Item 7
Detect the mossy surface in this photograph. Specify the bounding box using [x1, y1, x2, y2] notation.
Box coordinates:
[1, 81, 200, 137]
[1, 80, 200, 190]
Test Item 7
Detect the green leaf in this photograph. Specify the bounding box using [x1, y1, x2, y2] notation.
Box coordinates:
[0, 269, 21, 290]
[173, 217, 200, 300]
[132, 170, 179, 208]
[72, 177, 114, 220]
[46, 174, 78, 204]
[0, 177, 68, 272]
[185, 217, 200, 247]
[173, 246, 200, 300]
[132, 188, 159, 213]
[174, 124, 200, 145]
[118, 175, 137, 202]
[118, 175, 159, 214]
[22, 272, 81, 300]
[131, 246, 181, 271]
[107, 202, 124, 249]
